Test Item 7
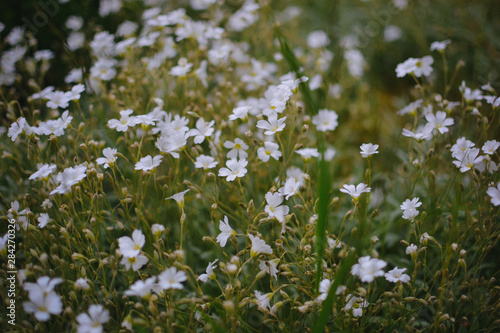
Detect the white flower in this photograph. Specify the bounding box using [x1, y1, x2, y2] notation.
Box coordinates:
[24, 276, 63, 298]
[396, 57, 418, 78]
[169, 57, 193, 77]
[224, 138, 249, 159]
[90, 58, 117, 81]
[198, 259, 219, 282]
[38, 213, 51, 228]
[157, 267, 187, 290]
[125, 277, 156, 298]
[194, 154, 218, 169]
[398, 99, 423, 116]
[254, 290, 272, 311]
[360, 143, 379, 158]
[482, 140, 500, 155]
[344, 294, 368, 317]
[76, 304, 109, 333]
[451, 137, 475, 159]
[108, 109, 139, 132]
[188, 118, 215, 144]
[75, 278, 91, 290]
[217, 216, 236, 247]
[351, 256, 387, 283]
[256, 113, 286, 135]
[135, 155, 163, 173]
[340, 183, 371, 201]
[119, 230, 146, 258]
[307, 30, 330, 49]
[425, 111, 454, 134]
[312, 109, 338, 132]
[406, 244, 418, 255]
[249, 234, 273, 257]
[317, 279, 331, 302]
[257, 141, 281, 162]
[29, 164, 57, 181]
[218, 158, 248, 181]
[400, 198, 422, 221]
[278, 177, 301, 200]
[166, 189, 190, 209]
[296, 148, 320, 161]
[46, 91, 70, 109]
[121, 254, 148, 271]
[96, 148, 118, 169]
[50, 164, 87, 196]
[402, 127, 433, 142]
[258, 259, 279, 280]
[152, 224, 165, 238]
[430, 39, 451, 52]
[385, 267, 410, 283]
[487, 183, 500, 206]
[264, 191, 289, 231]
[452, 148, 483, 173]
[23, 289, 62, 321]
[229, 106, 252, 121]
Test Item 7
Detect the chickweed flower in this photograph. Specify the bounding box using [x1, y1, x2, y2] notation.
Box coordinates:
[340, 183, 371, 201]
[400, 197, 422, 221]
[166, 189, 190, 210]
[118, 229, 146, 258]
[108, 109, 139, 132]
[312, 109, 338, 132]
[257, 141, 281, 162]
[217, 216, 236, 247]
[135, 155, 163, 173]
[125, 277, 156, 298]
[360, 143, 379, 158]
[264, 191, 289, 233]
[224, 138, 249, 159]
[198, 259, 219, 282]
[344, 294, 368, 317]
[50, 164, 87, 196]
[157, 267, 187, 290]
[249, 234, 273, 257]
[487, 183, 500, 206]
[351, 256, 387, 283]
[385, 267, 411, 283]
[194, 154, 218, 169]
[76, 304, 109, 333]
[218, 158, 248, 181]
[29, 163, 57, 181]
[258, 259, 279, 280]
[96, 147, 118, 169]
[254, 291, 273, 311]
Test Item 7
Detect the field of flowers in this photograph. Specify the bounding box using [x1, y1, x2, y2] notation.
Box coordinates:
[1, 0, 499, 331]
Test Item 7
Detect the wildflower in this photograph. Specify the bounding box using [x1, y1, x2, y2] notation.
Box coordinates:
[401, 246, 415, 260]
[65, 83, 85, 101]
[188, 118, 215, 144]
[397, 99, 423, 116]
[451, 137, 475, 159]
[108, 109, 139, 132]
[166, 189, 190, 210]
[351, 256, 387, 283]
[425, 111, 454, 134]
[38, 213, 51, 228]
[75, 278, 91, 290]
[307, 30, 330, 48]
[118, 230, 146, 258]
[385, 267, 411, 283]
[157, 267, 187, 290]
[430, 39, 451, 52]
[344, 294, 368, 317]
[198, 259, 219, 282]
[259, 259, 279, 280]
[23, 289, 62, 321]
[402, 127, 433, 141]
[400, 197, 422, 221]
[169, 57, 193, 77]
[340, 183, 371, 201]
[452, 148, 483, 173]
[396, 57, 418, 78]
[229, 106, 252, 121]
[50, 164, 87, 195]
[156, 132, 189, 158]
[29, 164, 57, 181]
[419, 232, 431, 245]
[312, 109, 339, 132]
[265, 192, 289, 232]
[90, 58, 117, 81]
[8, 117, 29, 141]
[487, 183, 500, 206]
[254, 290, 272, 311]
[249, 234, 273, 257]
[135, 155, 163, 173]
[360, 143, 379, 158]
[218, 158, 248, 181]
[24, 276, 63, 298]
[217, 216, 236, 247]
[256, 113, 286, 135]
[152, 224, 165, 238]
[125, 277, 156, 298]
[459, 81, 483, 103]
[224, 138, 249, 159]
[482, 140, 500, 155]
[76, 304, 109, 333]
[296, 148, 320, 161]
[194, 154, 218, 169]
[121, 254, 148, 271]
[96, 148, 118, 169]
[257, 141, 282, 162]
[278, 177, 301, 200]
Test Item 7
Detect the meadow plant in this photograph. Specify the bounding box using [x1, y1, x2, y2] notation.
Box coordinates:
[0, 0, 499, 331]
